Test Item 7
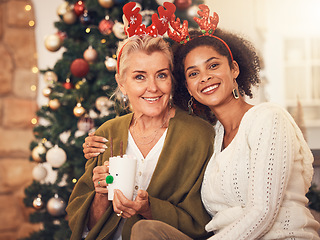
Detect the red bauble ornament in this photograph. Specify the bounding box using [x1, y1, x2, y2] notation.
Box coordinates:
[70, 58, 89, 78]
[63, 81, 74, 89]
[99, 19, 114, 35]
[174, 0, 192, 10]
[74, 1, 85, 16]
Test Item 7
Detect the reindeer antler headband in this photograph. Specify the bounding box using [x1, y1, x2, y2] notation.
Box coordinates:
[168, 4, 233, 61]
[116, 2, 176, 72]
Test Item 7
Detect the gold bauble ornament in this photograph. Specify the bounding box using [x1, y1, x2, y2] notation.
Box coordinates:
[57, 2, 70, 16]
[73, 102, 86, 117]
[98, 0, 114, 8]
[43, 71, 58, 84]
[45, 34, 61, 52]
[42, 87, 52, 97]
[63, 10, 77, 25]
[49, 99, 60, 110]
[33, 194, 44, 210]
[32, 144, 47, 162]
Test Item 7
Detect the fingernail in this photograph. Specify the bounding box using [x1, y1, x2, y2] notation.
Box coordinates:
[100, 148, 106, 153]
[93, 153, 100, 156]
[103, 145, 108, 149]
[103, 138, 108, 142]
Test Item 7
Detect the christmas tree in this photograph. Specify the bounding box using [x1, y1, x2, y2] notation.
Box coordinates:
[23, 0, 203, 239]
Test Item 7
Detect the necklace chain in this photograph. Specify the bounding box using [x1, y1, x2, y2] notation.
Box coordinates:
[131, 107, 171, 145]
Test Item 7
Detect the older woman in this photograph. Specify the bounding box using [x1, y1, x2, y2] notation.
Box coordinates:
[66, 34, 215, 240]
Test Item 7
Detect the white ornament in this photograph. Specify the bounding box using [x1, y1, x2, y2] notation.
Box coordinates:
[74, 130, 86, 138]
[156, 0, 174, 5]
[32, 164, 48, 181]
[59, 131, 71, 144]
[104, 56, 117, 71]
[112, 21, 127, 40]
[89, 109, 99, 119]
[46, 145, 67, 168]
[188, 5, 199, 18]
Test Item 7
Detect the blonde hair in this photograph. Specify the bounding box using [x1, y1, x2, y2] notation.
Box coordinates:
[116, 35, 173, 82]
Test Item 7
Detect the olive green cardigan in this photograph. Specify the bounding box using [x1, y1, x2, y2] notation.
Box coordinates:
[66, 108, 215, 240]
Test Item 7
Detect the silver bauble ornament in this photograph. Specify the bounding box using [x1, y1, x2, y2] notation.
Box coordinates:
[46, 145, 67, 168]
[47, 194, 66, 216]
[33, 194, 44, 210]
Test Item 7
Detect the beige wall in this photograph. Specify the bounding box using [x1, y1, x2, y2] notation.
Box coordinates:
[0, 0, 41, 239]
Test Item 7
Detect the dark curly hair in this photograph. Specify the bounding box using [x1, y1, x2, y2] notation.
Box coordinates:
[171, 29, 261, 123]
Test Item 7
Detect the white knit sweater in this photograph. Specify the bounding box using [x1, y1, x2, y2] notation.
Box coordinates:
[201, 102, 320, 239]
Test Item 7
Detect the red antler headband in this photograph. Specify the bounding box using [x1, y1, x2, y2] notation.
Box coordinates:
[168, 4, 233, 61]
[116, 2, 176, 72]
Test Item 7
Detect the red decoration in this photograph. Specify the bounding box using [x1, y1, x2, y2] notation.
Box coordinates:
[63, 81, 74, 89]
[99, 19, 114, 35]
[74, 1, 85, 16]
[123, 2, 176, 37]
[70, 58, 89, 78]
[57, 31, 67, 41]
[174, 0, 192, 10]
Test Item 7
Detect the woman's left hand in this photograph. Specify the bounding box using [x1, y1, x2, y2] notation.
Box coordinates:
[112, 189, 152, 219]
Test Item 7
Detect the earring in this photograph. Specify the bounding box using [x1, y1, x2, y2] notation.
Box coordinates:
[123, 94, 128, 102]
[232, 88, 239, 99]
[188, 96, 194, 114]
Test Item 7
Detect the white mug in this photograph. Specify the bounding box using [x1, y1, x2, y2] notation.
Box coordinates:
[107, 155, 137, 201]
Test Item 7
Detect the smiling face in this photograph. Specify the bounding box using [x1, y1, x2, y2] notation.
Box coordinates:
[117, 50, 172, 117]
[184, 46, 239, 109]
